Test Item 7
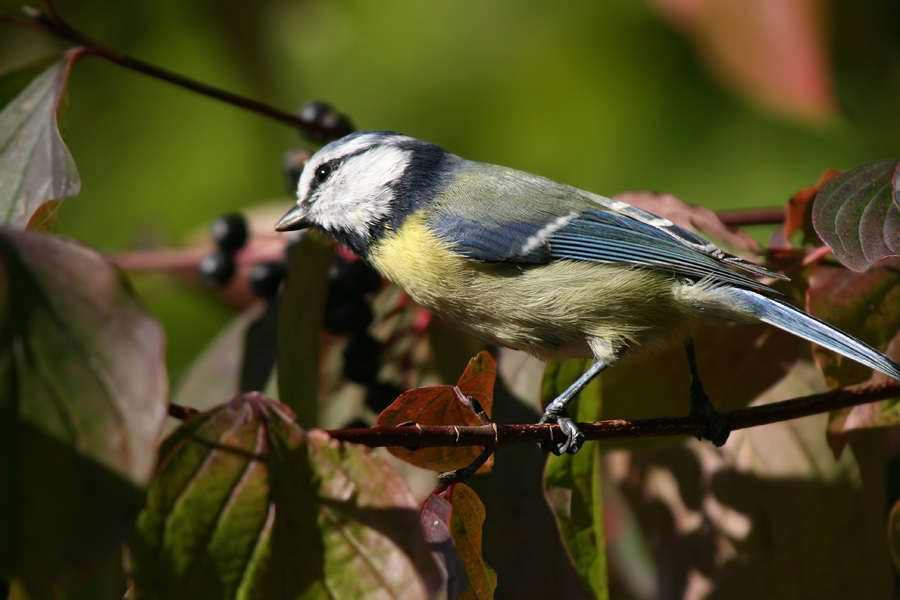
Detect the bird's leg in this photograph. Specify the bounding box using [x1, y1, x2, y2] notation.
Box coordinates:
[684, 338, 729, 446]
[540, 359, 609, 455]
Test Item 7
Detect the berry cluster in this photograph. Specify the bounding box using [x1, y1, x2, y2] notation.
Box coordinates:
[324, 255, 403, 424]
[198, 99, 399, 427]
[297, 100, 354, 143]
[198, 213, 286, 300]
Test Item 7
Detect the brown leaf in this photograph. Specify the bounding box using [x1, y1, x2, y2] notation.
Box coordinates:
[377, 351, 497, 472]
[812, 160, 900, 272]
[784, 168, 840, 245]
[806, 259, 900, 386]
[446, 484, 496, 600]
[601, 319, 806, 446]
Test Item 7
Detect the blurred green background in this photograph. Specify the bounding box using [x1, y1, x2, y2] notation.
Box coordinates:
[1, 0, 899, 382]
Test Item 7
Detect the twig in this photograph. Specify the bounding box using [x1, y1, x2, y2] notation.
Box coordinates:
[325, 378, 900, 448]
[717, 207, 785, 227]
[1, 3, 343, 140]
[436, 447, 496, 489]
[109, 235, 288, 272]
[168, 402, 199, 420]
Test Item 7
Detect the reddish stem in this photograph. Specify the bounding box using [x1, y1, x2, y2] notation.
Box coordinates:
[717, 207, 786, 227]
[324, 378, 900, 448]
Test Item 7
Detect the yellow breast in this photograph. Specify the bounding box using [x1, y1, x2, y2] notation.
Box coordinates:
[366, 214, 712, 363]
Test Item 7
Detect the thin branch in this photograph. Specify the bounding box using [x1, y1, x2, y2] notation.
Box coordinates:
[325, 378, 900, 448]
[717, 207, 785, 227]
[168, 402, 199, 420]
[2, 4, 344, 140]
[109, 235, 287, 272]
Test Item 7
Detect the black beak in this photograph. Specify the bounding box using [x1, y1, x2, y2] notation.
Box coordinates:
[275, 205, 311, 232]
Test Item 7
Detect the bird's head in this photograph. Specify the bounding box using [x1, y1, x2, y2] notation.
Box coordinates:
[276, 131, 452, 256]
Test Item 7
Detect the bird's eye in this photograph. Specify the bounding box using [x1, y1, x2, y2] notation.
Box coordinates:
[314, 163, 333, 184]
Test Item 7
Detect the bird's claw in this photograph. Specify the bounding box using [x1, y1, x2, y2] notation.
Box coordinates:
[690, 397, 730, 447]
[540, 413, 585, 455]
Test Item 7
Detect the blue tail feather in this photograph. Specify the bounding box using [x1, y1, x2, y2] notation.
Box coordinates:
[731, 288, 900, 380]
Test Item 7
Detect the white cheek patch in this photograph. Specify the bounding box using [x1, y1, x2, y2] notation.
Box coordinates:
[294, 132, 416, 198]
[520, 212, 578, 254]
[309, 144, 413, 237]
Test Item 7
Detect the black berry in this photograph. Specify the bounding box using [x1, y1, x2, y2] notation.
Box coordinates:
[248, 261, 287, 301]
[331, 258, 381, 300]
[298, 100, 354, 143]
[211, 213, 249, 252]
[324, 297, 373, 334]
[342, 333, 381, 384]
[199, 250, 236, 289]
[340, 417, 370, 430]
[365, 382, 402, 414]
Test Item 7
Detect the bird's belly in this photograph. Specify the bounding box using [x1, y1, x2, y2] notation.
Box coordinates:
[367, 222, 712, 363]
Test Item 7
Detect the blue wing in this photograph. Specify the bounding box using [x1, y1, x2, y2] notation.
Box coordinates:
[429, 207, 782, 295]
[427, 212, 553, 263]
[547, 210, 776, 292]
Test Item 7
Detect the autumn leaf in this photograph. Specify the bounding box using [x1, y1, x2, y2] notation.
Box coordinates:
[378, 351, 496, 472]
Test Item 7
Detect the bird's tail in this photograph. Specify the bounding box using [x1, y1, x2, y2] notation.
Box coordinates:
[730, 288, 900, 380]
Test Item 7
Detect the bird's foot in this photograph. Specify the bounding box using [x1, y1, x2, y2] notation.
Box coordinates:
[540, 411, 585, 455]
[689, 390, 730, 447]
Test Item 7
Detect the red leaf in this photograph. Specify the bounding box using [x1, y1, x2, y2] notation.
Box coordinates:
[421, 492, 469, 598]
[377, 351, 496, 472]
[421, 485, 496, 600]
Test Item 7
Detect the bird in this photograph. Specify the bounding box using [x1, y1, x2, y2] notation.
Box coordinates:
[276, 131, 900, 455]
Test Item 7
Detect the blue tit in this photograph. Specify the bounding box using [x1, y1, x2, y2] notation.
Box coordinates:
[276, 131, 900, 455]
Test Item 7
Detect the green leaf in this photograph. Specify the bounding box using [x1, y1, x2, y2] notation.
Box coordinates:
[241, 299, 280, 393]
[542, 359, 608, 599]
[812, 159, 900, 272]
[377, 351, 496, 472]
[132, 393, 444, 599]
[0, 53, 81, 229]
[0, 228, 167, 580]
[276, 232, 333, 427]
